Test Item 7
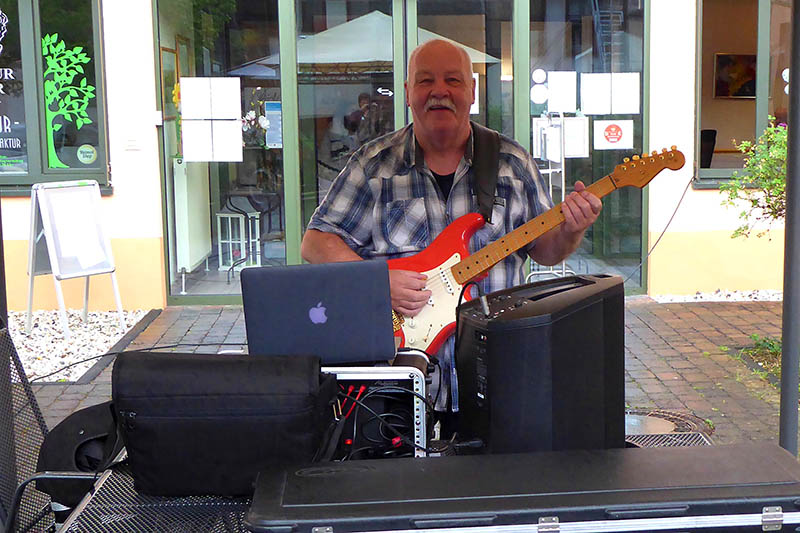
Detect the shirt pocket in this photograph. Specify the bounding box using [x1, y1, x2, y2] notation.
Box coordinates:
[472, 201, 508, 251]
[381, 197, 430, 253]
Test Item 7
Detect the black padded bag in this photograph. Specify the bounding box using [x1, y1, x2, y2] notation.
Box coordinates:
[35, 401, 123, 507]
[112, 351, 337, 496]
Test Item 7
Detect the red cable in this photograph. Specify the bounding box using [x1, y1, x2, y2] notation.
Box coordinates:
[344, 385, 367, 418]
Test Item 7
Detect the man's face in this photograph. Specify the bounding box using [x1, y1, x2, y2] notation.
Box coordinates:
[405, 41, 475, 144]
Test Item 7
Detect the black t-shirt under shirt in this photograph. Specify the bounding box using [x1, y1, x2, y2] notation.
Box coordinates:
[432, 171, 456, 199]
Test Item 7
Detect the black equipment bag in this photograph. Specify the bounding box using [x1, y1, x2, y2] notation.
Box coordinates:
[112, 351, 337, 497]
[35, 400, 124, 508]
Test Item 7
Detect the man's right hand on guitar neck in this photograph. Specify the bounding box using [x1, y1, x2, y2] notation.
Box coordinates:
[389, 270, 431, 317]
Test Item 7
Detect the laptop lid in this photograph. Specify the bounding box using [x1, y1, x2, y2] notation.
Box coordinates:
[241, 261, 395, 363]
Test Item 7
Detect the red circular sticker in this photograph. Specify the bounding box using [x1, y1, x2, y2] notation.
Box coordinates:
[604, 124, 623, 143]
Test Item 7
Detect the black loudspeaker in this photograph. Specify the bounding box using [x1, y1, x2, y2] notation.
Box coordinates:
[454, 274, 625, 454]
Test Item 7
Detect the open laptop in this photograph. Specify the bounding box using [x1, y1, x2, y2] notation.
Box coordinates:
[240, 260, 396, 364]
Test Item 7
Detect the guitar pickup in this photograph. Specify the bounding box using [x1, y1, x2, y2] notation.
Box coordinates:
[438, 270, 455, 295]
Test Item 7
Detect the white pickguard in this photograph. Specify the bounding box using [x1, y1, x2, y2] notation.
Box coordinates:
[400, 253, 464, 351]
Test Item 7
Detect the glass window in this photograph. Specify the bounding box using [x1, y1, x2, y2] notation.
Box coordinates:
[699, 0, 758, 172]
[39, 0, 101, 170]
[769, 0, 791, 125]
[0, 0, 108, 187]
[295, 0, 396, 227]
[0, 3, 29, 173]
[157, 0, 285, 298]
[418, 0, 513, 136]
[529, 0, 645, 289]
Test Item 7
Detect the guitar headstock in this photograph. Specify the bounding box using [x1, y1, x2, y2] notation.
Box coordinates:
[610, 146, 685, 189]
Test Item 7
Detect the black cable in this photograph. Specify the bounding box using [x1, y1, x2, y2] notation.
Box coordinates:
[451, 280, 481, 412]
[28, 342, 248, 382]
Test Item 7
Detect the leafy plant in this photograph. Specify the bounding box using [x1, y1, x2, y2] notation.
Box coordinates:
[720, 117, 787, 238]
[41, 33, 95, 168]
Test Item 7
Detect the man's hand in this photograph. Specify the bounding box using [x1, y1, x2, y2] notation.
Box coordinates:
[389, 270, 431, 317]
[562, 180, 602, 233]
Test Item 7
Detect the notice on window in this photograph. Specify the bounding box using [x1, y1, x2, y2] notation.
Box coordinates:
[581, 73, 641, 115]
[593, 120, 634, 150]
[547, 71, 577, 113]
[264, 101, 282, 148]
[0, 7, 28, 173]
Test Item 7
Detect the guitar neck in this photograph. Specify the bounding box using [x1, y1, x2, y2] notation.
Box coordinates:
[451, 175, 619, 284]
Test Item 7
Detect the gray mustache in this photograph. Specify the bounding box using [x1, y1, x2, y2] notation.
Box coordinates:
[425, 98, 456, 112]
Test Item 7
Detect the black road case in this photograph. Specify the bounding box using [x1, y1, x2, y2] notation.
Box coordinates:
[246, 443, 800, 532]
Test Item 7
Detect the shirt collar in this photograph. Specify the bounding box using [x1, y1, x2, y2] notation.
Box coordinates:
[406, 122, 476, 169]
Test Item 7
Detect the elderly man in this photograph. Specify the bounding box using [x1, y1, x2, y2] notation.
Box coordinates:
[301, 39, 601, 409]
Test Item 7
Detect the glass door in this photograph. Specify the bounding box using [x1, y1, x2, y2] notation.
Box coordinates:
[157, 0, 285, 298]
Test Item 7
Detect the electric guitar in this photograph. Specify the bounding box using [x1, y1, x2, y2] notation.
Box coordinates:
[387, 147, 686, 354]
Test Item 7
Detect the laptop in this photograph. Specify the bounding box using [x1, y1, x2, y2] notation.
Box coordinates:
[241, 260, 396, 364]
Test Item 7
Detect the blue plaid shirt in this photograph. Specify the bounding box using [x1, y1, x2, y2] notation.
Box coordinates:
[307, 123, 553, 409]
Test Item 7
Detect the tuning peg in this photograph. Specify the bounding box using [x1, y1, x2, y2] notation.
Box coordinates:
[662, 148, 668, 153]
[623, 157, 630, 163]
[632, 155, 640, 161]
[642, 153, 648, 159]
[651, 151, 658, 156]
[671, 145, 677, 151]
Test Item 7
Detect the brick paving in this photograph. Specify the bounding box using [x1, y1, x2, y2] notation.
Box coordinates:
[31, 299, 791, 445]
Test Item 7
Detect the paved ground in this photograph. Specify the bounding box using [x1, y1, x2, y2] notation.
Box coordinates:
[30, 299, 790, 445]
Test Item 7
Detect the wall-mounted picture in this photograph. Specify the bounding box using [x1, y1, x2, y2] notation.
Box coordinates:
[714, 53, 757, 98]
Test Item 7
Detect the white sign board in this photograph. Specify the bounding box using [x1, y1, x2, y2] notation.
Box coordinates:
[546, 71, 577, 113]
[593, 119, 634, 150]
[26, 180, 125, 337]
[580, 73, 641, 115]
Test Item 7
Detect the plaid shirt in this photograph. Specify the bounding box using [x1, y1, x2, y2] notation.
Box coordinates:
[307, 123, 553, 409]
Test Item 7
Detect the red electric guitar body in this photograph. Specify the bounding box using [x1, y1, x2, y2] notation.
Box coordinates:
[387, 147, 686, 354]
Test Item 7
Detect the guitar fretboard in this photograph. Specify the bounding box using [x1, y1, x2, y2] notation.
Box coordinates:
[451, 175, 619, 284]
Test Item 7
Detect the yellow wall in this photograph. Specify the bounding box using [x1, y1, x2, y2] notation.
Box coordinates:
[647, 230, 784, 295]
[4, 238, 166, 311]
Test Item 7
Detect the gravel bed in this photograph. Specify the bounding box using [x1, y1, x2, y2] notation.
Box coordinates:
[652, 289, 783, 303]
[7, 309, 147, 383]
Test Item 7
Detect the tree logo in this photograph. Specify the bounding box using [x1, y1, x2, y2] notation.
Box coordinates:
[41, 33, 96, 168]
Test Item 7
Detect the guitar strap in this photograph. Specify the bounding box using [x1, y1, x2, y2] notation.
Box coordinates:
[470, 121, 501, 223]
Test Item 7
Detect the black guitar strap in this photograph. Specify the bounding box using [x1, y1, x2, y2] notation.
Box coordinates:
[470, 121, 501, 223]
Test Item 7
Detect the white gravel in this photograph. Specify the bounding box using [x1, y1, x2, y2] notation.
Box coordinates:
[652, 289, 783, 303]
[7, 309, 147, 383]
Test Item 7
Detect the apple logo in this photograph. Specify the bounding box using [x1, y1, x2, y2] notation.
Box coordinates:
[309, 302, 328, 324]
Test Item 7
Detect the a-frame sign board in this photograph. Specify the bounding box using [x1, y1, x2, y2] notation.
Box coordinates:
[26, 180, 125, 339]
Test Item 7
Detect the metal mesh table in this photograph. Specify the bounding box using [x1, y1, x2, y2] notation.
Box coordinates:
[62, 464, 249, 532]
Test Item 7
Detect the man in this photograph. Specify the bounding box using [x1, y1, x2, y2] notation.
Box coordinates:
[301, 39, 601, 407]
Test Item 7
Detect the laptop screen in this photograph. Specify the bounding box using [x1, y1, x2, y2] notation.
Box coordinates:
[241, 261, 396, 363]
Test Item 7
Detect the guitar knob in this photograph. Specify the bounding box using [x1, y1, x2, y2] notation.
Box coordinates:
[623, 157, 630, 163]
[408, 318, 416, 328]
[408, 336, 416, 345]
[632, 155, 640, 161]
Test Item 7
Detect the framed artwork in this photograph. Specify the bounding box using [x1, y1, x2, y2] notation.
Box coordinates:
[176, 35, 192, 78]
[160, 47, 178, 119]
[714, 53, 757, 98]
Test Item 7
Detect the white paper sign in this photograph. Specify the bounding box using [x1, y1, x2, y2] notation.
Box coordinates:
[181, 120, 213, 162]
[212, 120, 244, 162]
[611, 73, 640, 115]
[210, 78, 242, 119]
[581, 73, 641, 115]
[594, 119, 634, 150]
[563, 116, 589, 158]
[547, 71, 577, 113]
[180, 78, 212, 120]
[580, 73, 612, 115]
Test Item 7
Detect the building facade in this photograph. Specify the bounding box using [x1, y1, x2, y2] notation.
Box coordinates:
[0, 0, 790, 311]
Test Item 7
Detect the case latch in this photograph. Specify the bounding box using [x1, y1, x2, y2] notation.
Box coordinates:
[762, 506, 783, 531]
[538, 516, 559, 532]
